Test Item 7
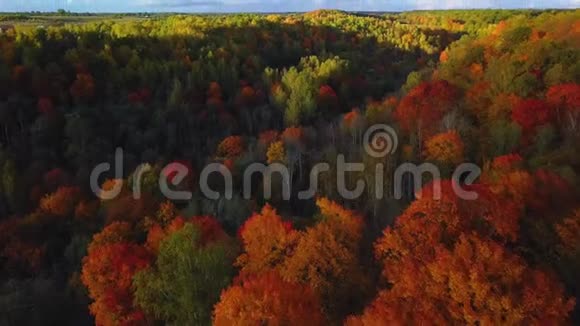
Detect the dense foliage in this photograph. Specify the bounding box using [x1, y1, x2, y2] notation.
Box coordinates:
[0, 9, 579, 325]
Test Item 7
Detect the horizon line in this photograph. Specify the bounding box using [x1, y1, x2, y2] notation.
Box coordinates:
[1, 8, 574, 15]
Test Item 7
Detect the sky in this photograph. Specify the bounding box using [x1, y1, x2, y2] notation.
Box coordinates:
[0, 0, 578, 13]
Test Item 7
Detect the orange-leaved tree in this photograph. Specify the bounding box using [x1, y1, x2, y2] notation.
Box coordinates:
[395, 80, 458, 145]
[348, 178, 574, 324]
[280, 198, 368, 320]
[213, 272, 326, 326]
[236, 204, 297, 275]
[39, 186, 81, 218]
[374, 181, 523, 285]
[266, 140, 286, 164]
[423, 130, 464, 165]
[81, 222, 152, 326]
[234, 199, 368, 321]
[348, 233, 575, 325]
[216, 135, 245, 159]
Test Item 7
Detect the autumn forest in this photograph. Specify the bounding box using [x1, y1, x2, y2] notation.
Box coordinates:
[0, 8, 579, 325]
